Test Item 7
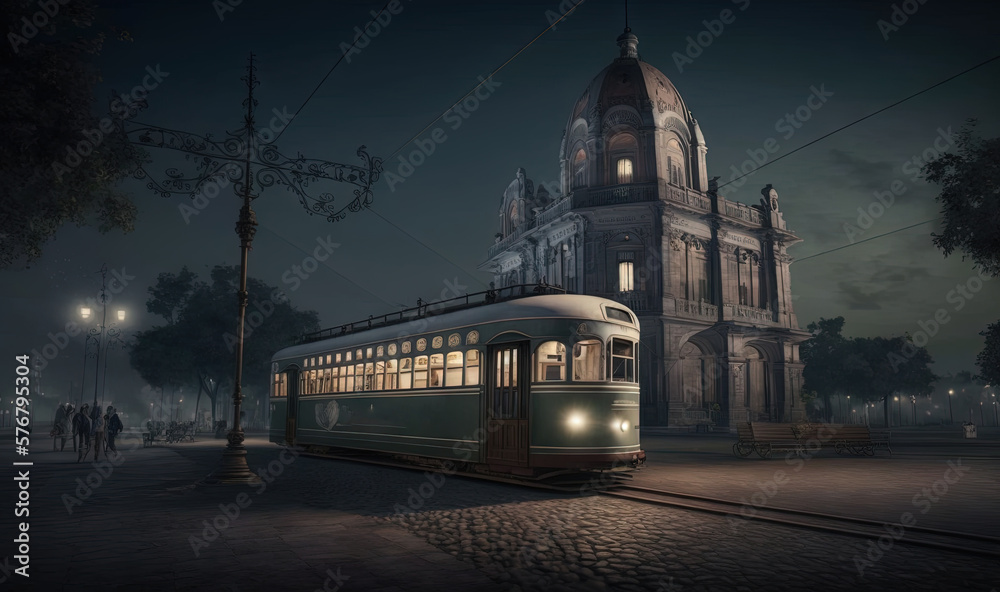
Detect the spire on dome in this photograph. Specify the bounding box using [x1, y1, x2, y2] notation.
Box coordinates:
[616, 27, 638, 58]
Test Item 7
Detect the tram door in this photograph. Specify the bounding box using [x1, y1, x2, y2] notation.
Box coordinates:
[285, 369, 299, 445]
[485, 342, 530, 466]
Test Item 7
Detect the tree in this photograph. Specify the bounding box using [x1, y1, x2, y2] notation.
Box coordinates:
[128, 265, 319, 426]
[976, 322, 1000, 387]
[0, 0, 146, 268]
[801, 316, 848, 420]
[851, 336, 935, 428]
[923, 120, 1000, 276]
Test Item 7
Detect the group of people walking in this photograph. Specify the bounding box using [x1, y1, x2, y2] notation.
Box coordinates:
[51, 403, 124, 462]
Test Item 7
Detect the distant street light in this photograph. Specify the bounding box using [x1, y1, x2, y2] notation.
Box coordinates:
[948, 389, 955, 425]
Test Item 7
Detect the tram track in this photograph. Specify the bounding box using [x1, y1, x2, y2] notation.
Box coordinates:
[600, 484, 1000, 559]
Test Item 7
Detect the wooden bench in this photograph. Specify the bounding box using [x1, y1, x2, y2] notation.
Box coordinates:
[830, 425, 891, 456]
[733, 422, 803, 458]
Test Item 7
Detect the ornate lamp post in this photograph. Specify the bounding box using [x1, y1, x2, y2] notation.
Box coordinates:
[80, 269, 125, 413]
[124, 55, 382, 483]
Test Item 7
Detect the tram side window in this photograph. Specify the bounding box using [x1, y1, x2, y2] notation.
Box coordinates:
[535, 341, 567, 381]
[344, 365, 355, 393]
[399, 358, 413, 389]
[331, 367, 340, 393]
[609, 338, 636, 382]
[446, 352, 463, 386]
[374, 361, 385, 390]
[272, 373, 287, 397]
[414, 356, 429, 388]
[385, 359, 399, 390]
[354, 363, 365, 391]
[573, 339, 604, 381]
[364, 362, 375, 391]
[466, 350, 481, 385]
[429, 354, 444, 387]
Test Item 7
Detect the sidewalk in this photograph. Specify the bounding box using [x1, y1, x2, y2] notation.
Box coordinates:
[0, 435, 509, 591]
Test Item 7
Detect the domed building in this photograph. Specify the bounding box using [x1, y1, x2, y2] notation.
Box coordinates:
[481, 28, 810, 429]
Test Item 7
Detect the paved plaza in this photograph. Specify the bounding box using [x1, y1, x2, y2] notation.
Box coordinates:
[1, 427, 997, 591]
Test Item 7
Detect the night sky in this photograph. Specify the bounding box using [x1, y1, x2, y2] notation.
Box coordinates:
[3, 0, 999, 413]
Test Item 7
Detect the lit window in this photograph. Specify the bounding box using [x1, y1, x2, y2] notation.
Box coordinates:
[466, 350, 481, 385]
[414, 356, 428, 389]
[535, 341, 567, 381]
[336, 353, 342, 363]
[384, 359, 398, 390]
[617, 158, 633, 184]
[364, 363, 375, 391]
[618, 261, 634, 292]
[573, 339, 604, 381]
[366, 347, 373, 359]
[573, 149, 587, 189]
[355, 363, 365, 391]
[344, 365, 355, 392]
[326, 355, 332, 365]
[399, 358, 412, 389]
[446, 351, 463, 386]
[429, 354, 444, 388]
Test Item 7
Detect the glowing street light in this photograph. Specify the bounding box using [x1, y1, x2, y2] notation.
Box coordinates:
[948, 389, 955, 425]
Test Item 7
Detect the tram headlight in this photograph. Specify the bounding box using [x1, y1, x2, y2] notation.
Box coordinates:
[620, 420, 629, 432]
[612, 419, 629, 432]
[567, 413, 585, 430]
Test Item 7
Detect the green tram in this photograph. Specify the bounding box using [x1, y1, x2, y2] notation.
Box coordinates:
[269, 286, 644, 475]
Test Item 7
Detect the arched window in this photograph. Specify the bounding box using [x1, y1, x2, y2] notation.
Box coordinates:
[617, 158, 633, 184]
[535, 341, 566, 381]
[572, 149, 587, 189]
[666, 137, 686, 186]
[572, 339, 604, 381]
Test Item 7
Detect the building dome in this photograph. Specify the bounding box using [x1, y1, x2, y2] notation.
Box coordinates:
[560, 28, 709, 195]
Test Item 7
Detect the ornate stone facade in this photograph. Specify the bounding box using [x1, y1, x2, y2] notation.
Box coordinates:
[480, 28, 809, 429]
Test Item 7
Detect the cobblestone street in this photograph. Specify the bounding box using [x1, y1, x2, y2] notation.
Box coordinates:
[1, 430, 997, 591]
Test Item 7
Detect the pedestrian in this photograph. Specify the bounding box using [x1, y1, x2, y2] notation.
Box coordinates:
[65, 404, 77, 452]
[51, 403, 68, 451]
[74, 404, 92, 462]
[106, 406, 123, 454]
[91, 407, 107, 461]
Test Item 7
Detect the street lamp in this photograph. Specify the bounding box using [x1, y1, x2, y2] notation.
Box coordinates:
[893, 396, 900, 427]
[948, 389, 954, 425]
[80, 265, 125, 413]
[846, 395, 850, 424]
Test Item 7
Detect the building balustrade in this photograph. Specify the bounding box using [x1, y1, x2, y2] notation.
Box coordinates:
[723, 302, 776, 324]
[723, 200, 764, 225]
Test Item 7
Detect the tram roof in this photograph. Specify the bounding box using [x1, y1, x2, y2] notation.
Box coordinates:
[272, 292, 635, 362]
